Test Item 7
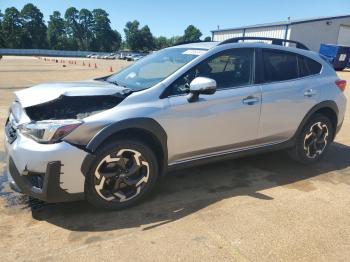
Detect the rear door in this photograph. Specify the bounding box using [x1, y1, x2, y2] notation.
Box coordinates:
[257, 48, 321, 143]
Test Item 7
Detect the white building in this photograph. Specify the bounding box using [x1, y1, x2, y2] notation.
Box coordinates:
[211, 15, 350, 51]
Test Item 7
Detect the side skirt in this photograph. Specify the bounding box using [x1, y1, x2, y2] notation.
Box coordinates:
[166, 139, 295, 172]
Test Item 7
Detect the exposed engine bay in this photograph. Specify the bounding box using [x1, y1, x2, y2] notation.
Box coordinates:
[25, 95, 124, 121]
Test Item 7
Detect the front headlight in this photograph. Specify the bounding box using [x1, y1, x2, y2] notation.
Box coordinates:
[18, 119, 82, 144]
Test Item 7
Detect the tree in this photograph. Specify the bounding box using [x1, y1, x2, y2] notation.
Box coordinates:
[124, 20, 154, 51]
[92, 9, 121, 52]
[47, 11, 66, 50]
[168, 35, 183, 46]
[21, 3, 47, 48]
[124, 20, 140, 51]
[139, 25, 154, 51]
[64, 7, 80, 50]
[154, 36, 169, 50]
[2, 7, 23, 48]
[79, 8, 94, 50]
[183, 25, 202, 42]
[0, 10, 4, 47]
[204, 36, 211, 42]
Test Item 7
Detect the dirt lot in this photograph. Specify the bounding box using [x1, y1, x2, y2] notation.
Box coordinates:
[0, 56, 349, 262]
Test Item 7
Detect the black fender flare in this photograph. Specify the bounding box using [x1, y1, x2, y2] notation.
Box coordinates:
[292, 100, 339, 142]
[81, 118, 168, 175]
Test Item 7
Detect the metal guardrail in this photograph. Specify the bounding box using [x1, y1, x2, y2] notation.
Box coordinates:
[0, 48, 114, 57]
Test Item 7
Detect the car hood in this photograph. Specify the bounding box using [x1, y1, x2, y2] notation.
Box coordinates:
[15, 80, 129, 108]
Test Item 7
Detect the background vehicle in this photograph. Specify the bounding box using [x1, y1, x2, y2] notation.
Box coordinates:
[4, 37, 347, 210]
[130, 54, 144, 61]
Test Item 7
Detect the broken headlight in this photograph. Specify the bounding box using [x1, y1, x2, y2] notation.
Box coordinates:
[18, 119, 82, 144]
[10, 101, 23, 121]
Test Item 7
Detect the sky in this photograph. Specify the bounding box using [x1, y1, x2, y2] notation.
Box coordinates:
[1, 0, 350, 38]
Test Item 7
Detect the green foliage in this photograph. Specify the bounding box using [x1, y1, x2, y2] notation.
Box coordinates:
[0, 4, 204, 52]
[2, 7, 23, 48]
[91, 9, 121, 52]
[20, 3, 47, 48]
[64, 7, 80, 49]
[47, 11, 66, 50]
[183, 25, 202, 42]
[124, 20, 154, 51]
[0, 10, 4, 47]
[154, 36, 169, 50]
[79, 9, 94, 50]
[204, 36, 211, 42]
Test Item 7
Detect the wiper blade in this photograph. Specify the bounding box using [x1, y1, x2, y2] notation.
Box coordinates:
[107, 80, 127, 88]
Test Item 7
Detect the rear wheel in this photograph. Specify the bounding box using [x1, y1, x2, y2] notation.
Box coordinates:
[85, 139, 159, 210]
[288, 114, 333, 164]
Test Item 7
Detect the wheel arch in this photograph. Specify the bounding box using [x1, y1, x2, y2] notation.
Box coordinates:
[82, 118, 168, 176]
[294, 100, 339, 141]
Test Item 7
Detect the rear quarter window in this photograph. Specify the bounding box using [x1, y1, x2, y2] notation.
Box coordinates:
[298, 55, 322, 77]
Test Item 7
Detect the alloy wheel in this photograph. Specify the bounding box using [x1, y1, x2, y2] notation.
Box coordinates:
[303, 122, 329, 159]
[94, 149, 150, 202]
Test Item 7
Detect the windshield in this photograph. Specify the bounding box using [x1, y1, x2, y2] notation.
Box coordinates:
[106, 48, 207, 90]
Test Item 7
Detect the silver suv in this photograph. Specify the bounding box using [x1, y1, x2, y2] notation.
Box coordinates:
[4, 37, 347, 209]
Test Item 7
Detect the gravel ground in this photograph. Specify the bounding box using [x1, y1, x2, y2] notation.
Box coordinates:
[0, 56, 349, 262]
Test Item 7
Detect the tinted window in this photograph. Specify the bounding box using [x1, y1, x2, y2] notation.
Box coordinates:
[298, 56, 322, 77]
[169, 49, 253, 95]
[262, 50, 298, 82]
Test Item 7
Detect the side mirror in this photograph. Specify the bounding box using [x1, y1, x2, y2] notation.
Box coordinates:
[187, 77, 217, 102]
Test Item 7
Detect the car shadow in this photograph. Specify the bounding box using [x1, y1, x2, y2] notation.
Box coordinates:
[3, 143, 350, 232]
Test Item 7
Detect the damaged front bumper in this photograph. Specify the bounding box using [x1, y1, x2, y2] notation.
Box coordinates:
[5, 132, 87, 203]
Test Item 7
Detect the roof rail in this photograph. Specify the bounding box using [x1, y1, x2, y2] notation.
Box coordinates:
[171, 40, 203, 47]
[218, 37, 309, 50]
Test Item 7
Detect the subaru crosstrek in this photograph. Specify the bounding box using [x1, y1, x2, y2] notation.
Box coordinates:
[4, 37, 347, 209]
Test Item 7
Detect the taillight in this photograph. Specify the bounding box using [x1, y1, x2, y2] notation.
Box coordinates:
[335, 79, 346, 92]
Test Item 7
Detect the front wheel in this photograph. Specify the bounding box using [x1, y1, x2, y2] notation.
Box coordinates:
[85, 139, 159, 210]
[288, 114, 334, 164]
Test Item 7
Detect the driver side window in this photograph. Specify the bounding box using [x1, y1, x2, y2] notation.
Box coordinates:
[168, 48, 254, 96]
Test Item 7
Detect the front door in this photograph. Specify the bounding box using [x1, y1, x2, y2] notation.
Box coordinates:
[159, 48, 262, 164]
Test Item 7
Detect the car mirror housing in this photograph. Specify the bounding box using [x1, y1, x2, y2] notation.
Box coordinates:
[187, 77, 217, 102]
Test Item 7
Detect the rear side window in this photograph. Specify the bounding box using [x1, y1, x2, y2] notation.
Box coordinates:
[298, 56, 322, 77]
[262, 50, 298, 82]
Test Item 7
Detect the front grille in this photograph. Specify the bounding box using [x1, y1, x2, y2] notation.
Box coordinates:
[5, 118, 17, 144]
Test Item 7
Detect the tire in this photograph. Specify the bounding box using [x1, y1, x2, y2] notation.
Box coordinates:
[334, 67, 345, 71]
[288, 114, 334, 164]
[85, 139, 159, 210]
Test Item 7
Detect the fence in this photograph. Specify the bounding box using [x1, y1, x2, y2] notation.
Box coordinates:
[0, 48, 112, 57]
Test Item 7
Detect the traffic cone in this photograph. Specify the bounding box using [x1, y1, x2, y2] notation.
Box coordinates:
[109, 66, 113, 72]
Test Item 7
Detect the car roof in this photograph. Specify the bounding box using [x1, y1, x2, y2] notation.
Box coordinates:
[169, 41, 321, 62]
[170, 42, 219, 50]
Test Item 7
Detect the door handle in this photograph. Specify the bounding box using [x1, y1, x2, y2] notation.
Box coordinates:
[242, 96, 260, 105]
[304, 89, 317, 97]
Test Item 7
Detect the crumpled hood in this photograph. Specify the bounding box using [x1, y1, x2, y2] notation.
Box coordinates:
[15, 80, 129, 108]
